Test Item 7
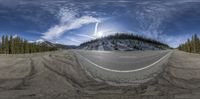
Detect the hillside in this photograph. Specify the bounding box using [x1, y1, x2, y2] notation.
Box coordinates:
[35, 40, 77, 49]
[79, 33, 170, 51]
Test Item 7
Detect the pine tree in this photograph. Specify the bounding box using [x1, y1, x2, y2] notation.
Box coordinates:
[25, 41, 29, 53]
[2, 35, 5, 54]
[5, 35, 9, 54]
[178, 34, 200, 53]
[1, 35, 57, 54]
[9, 36, 14, 54]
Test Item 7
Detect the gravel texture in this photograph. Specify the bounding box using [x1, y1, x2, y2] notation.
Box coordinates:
[0, 50, 199, 99]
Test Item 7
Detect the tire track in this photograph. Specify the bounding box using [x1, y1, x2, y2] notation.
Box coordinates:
[49, 55, 76, 67]
[13, 58, 37, 90]
[42, 56, 83, 89]
[0, 59, 27, 70]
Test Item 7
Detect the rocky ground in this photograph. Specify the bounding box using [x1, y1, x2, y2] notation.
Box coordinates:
[0, 50, 199, 99]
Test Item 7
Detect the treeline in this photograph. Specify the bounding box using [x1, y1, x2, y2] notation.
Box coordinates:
[0, 35, 57, 54]
[80, 33, 169, 48]
[178, 34, 200, 53]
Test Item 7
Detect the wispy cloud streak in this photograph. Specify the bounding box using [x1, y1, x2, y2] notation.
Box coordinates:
[42, 7, 100, 40]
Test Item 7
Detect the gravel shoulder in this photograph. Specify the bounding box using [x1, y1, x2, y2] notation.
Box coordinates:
[0, 50, 199, 99]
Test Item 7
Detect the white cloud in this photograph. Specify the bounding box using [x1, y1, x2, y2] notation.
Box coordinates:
[68, 38, 82, 43]
[76, 34, 95, 39]
[174, 0, 200, 3]
[57, 7, 77, 23]
[36, 39, 44, 43]
[28, 40, 34, 43]
[63, 36, 87, 45]
[13, 34, 18, 38]
[42, 7, 100, 40]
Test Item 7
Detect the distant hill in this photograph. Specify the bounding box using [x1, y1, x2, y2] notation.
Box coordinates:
[34, 40, 77, 49]
[79, 33, 170, 51]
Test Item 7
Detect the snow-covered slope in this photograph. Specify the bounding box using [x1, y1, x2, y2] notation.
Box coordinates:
[33, 40, 76, 49]
[79, 34, 170, 51]
[35, 40, 56, 47]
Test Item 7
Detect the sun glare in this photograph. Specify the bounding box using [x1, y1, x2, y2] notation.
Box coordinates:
[94, 31, 104, 38]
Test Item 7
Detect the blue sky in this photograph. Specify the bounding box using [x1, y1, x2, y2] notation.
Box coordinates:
[0, 0, 200, 47]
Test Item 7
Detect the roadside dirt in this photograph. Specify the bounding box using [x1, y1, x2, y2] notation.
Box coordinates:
[0, 50, 199, 99]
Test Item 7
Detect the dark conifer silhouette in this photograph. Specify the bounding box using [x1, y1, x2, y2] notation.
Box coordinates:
[0, 35, 57, 54]
[178, 34, 200, 53]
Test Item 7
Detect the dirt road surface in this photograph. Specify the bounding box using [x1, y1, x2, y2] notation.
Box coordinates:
[0, 50, 199, 99]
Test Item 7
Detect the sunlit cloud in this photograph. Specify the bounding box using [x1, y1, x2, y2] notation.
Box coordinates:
[76, 34, 96, 39]
[63, 35, 92, 45]
[13, 34, 18, 38]
[42, 7, 100, 40]
[93, 22, 100, 37]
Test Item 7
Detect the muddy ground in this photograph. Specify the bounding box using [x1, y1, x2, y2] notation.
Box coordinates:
[0, 50, 199, 99]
